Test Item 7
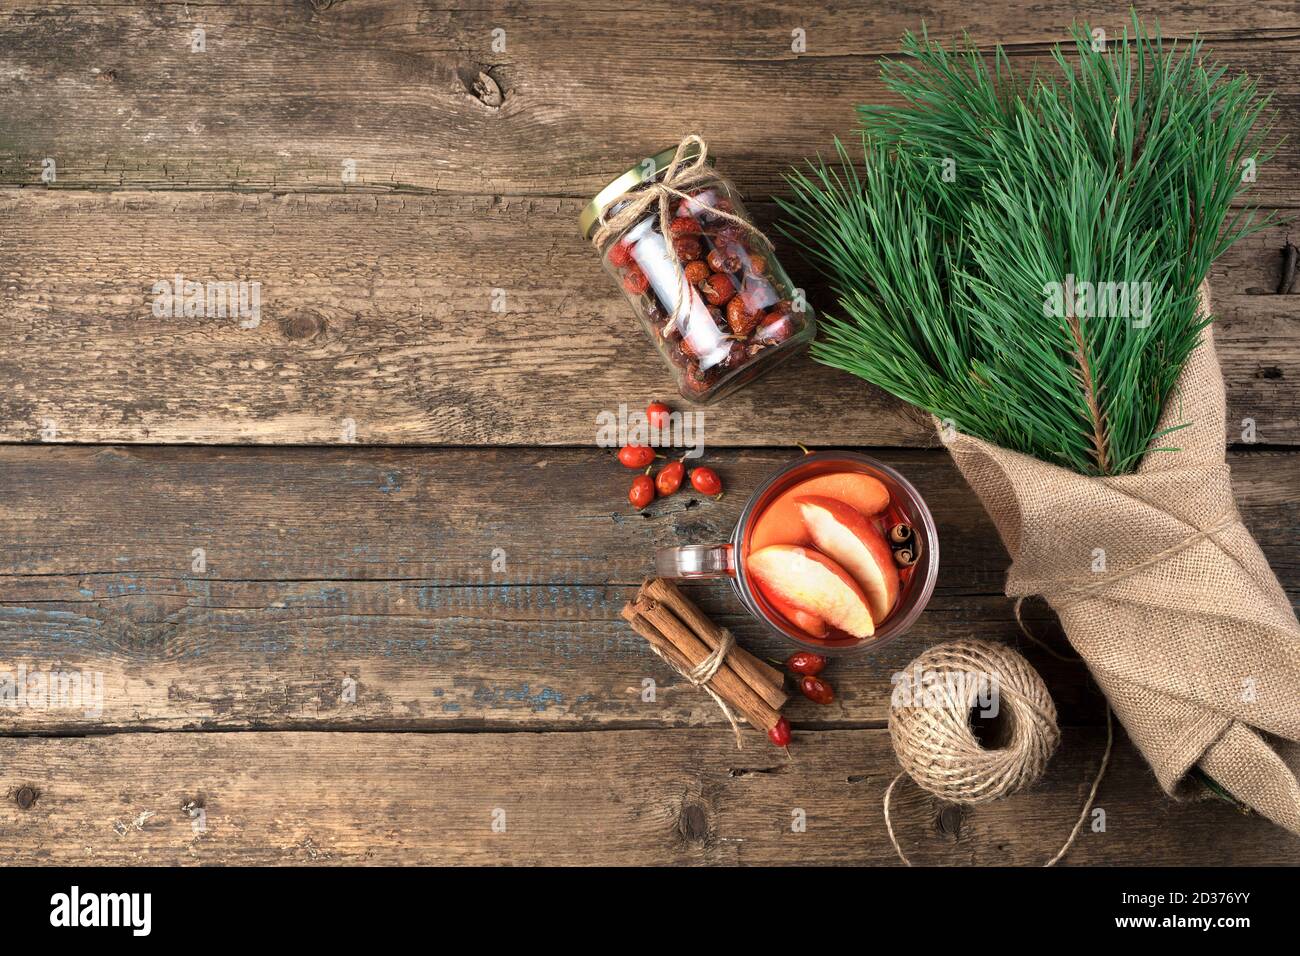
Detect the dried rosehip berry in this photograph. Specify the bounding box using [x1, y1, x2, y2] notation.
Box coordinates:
[701, 198, 736, 224]
[702, 272, 736, 306]
[629, 474, 655, 510]
[707, 246, 741, 274]
[726, 297, 761, 336]
[655, 460, 684, 496]
[739, 275, 778, 313]
[607, 240, 635, 268]
[673, 236, 703, 261]
[683, 361, 715, 395]
[714, 223, 746, 245]
[755, 312, 794, 345]
[722, 341, 746, 367]
[684, 260, 710, 285]
[622, 265, 650, 295]
[748, 253, 768, 275]
[646, 401, 671, 430]
[690, 466, 722, 496]
[786, 652, 827, 676]
[669, 217, 702, 236]
[799, 675, 835, 705]
[617, 444, 655, 469]
[767, 717, 791, 748]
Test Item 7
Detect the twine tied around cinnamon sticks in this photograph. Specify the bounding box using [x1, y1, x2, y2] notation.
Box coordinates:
[590, 135, 777, 328]
[621, 578, 787, 748]
[653, 625, 741, 744]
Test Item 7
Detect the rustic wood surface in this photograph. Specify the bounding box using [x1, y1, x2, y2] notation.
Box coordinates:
[0, 446, 1295, 734]
[1, 727, 1292, 866]
[2, 1, 1298, 203]
[1, 192, 1296, 445]
[1, 0, 1297, 866]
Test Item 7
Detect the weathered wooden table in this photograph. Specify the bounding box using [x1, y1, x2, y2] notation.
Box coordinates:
[1, 1, 1296, 865]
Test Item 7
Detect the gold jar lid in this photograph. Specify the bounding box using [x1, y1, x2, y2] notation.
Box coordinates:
[579, 142, 713, 241]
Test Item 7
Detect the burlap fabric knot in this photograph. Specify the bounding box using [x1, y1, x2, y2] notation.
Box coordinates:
[943, 287, 1300, 834]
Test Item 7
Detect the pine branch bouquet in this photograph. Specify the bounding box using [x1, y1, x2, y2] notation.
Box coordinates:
[780, 19, 1300, 833]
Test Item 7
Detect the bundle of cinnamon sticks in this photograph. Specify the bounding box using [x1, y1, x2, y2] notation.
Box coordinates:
[621, 578, 787, 737]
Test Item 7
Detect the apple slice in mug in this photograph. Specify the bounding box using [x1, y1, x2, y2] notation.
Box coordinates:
[747, 545, 875, 639]
[795, 495, 900, 622]
[754, 578, 829, 639]
[750, 472, 891, 550]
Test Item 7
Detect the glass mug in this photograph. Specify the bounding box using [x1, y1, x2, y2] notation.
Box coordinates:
[655, 452, 939, 654]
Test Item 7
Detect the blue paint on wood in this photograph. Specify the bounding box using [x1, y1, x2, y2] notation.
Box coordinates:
[184, 579, 213, 604]
[277, 586, 348, 608]
[414, 583, 607, 611]
[0, 606, 99, 627]
[472, 683, 565, 711]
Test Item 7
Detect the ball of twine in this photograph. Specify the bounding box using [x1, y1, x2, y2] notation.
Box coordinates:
[883, 638, 1112, 866]
[889, 639, 1060, 803]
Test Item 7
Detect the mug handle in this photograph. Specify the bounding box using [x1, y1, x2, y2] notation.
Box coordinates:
[654, 543, 735, 579]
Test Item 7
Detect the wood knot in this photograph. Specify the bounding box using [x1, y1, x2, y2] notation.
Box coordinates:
[97, 68, 118, 83]
[280, 311, 325, 341]
[15, 786, 38, 810]
[460, 66, 504, 109]
[936, 803, 964, 838]
[676, 801, 710, 843]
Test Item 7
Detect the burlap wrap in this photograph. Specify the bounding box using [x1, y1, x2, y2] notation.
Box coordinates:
[942, 288, 1300, 834]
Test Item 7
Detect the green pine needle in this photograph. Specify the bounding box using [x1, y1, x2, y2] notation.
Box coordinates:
[778, 15, 1276, 476]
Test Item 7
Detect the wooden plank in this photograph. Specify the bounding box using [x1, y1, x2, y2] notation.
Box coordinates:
[2, 190, 1296, 445]
[1, 446, 1293, 732]
[1, 1, 1297, 203]
[1, 726, 1294, 865]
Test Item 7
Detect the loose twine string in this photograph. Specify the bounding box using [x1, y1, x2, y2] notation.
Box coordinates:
[590, 134, 777, 331]
[883, 639, 1113, 867]
[645, 627, 744, 748]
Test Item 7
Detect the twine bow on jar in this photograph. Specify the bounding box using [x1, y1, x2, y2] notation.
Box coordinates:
[590, 135, 775, 328]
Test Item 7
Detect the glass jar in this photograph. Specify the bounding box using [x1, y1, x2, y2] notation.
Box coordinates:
[580, 143, 816, 404]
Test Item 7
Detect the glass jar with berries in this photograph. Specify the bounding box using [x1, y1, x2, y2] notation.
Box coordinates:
[580, 138, 816, 404]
